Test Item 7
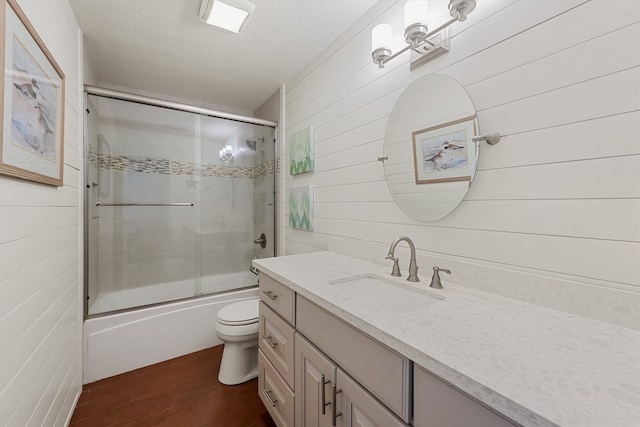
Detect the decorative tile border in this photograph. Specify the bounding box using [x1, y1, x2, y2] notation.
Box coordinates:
[254, 160, 275, 178]
[89, 147, 274, 179]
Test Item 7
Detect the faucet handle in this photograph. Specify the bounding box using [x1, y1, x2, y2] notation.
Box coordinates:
[430, 266, 451, 289]
[385, 255, 401, 277]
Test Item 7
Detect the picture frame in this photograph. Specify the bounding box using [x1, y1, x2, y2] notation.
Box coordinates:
[289, 185, 313, 231]
[289, 126, 314, 175]
[412, 116, 476, 185]
[0, 0, 65, 186]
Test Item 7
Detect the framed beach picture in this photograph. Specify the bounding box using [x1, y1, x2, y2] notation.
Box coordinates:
[412, 116, 476, 185]
[289, 186, 313, 231]
[289, 126, 314, 175]
[0, 0, 65, 186]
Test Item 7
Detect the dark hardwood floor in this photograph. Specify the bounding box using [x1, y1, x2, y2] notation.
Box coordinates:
[70, 346, 276, 427]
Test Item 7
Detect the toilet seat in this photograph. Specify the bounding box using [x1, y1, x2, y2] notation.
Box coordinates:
[217, 298, 259, 326]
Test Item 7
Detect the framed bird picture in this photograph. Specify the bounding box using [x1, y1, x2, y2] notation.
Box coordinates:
[0, 0, 65, 186]
[411, 116, 476, 185]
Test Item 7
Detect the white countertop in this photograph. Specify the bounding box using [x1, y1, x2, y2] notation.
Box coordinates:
[253, 251, 640, 427]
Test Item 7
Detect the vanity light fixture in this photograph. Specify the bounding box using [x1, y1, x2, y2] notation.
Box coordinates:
[219, 144, 234, 161]
[199, 0, 255, 33]
[372, 0, 476, 70]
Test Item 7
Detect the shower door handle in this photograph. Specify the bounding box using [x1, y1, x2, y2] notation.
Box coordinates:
[254, 233, 267, 249]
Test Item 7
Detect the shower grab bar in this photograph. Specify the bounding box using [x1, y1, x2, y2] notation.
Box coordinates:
[96, 202, 194, 207]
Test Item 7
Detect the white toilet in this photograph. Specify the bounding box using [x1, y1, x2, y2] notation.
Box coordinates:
[216, 298, 260, 385]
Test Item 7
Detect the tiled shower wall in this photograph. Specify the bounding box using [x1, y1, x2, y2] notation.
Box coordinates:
[87, 95, 274, 304]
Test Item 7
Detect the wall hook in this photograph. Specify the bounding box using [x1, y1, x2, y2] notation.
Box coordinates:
[378, 156, 388, 162]
[472, 132, 501, 145]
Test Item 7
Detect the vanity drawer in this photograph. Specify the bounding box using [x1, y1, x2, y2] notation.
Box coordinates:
[296, 296, 411, 423]
[259, 273, 295, 325]
[258, 349, 294, 427]
[259, 301, 295, 389]
[414, 366, 517, 427]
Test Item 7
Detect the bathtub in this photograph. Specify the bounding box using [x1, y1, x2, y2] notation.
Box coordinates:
[83, 282, 259, 383]
[88, 271, 258, 314]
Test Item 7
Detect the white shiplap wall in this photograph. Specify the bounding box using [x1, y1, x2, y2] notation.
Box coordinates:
[283, 0, 640, 329]
[0, 0, 83, 425]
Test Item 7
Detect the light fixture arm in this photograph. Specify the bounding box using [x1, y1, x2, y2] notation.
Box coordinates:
[415, 16, 458, 47]
[374, 15, 458, 68]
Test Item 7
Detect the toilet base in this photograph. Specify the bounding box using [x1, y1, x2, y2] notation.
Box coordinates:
[217, 335, 259, 385]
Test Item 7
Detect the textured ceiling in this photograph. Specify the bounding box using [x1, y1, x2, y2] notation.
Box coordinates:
[70, 0, 384, 114]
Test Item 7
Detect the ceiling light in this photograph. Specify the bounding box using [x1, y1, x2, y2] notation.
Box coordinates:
[199, 0, 255, 33]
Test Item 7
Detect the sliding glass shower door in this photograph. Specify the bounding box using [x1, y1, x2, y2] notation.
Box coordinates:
[85, 93, 275, 316]
[197, 115, 275, 296]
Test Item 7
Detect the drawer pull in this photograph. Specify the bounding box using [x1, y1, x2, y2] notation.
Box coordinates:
[263, 389, 278, 408]
[321, 374, 331, 415]
[265, 335, 278, 349]
[332, 384, 342, 426]
[263, 290, 278, 300]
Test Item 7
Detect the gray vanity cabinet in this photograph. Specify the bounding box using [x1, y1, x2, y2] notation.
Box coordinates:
[258, 271, 516, 427]
[295, 295, 410, 427]
[295, 333, 407, 427]
[296, 296, 411, 423]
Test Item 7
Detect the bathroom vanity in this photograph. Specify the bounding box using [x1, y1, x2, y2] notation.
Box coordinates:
[254, 251, 640, 427]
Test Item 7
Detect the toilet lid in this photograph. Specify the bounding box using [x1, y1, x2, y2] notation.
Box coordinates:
[217, 298, 259, 326]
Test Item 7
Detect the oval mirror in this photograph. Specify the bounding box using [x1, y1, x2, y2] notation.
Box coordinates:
[383, 74, 479, 221]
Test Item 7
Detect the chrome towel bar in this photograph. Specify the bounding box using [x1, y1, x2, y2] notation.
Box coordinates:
[96, 202, 194, 207]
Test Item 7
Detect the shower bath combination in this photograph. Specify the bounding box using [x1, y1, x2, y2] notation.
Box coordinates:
[84, 89, 276, 317]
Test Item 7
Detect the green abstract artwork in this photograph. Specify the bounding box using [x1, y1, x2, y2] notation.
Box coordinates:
[289, 126, 314, 175]
[289, 186, 313, 231]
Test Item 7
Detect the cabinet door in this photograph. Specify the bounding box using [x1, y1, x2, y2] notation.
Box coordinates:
[297, 296, 411, 422]
[295, 333, 335, 427]
[414, 366, 517, 427]
[336, 369, 408, 427]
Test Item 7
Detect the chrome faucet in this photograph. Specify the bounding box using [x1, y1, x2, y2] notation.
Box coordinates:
[430, 266, 451, 289]
[385, 236, 419, 282]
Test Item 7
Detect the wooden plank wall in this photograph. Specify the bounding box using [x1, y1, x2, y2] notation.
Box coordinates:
[283, 0, 640, 328]
[0, 0, 83, 425]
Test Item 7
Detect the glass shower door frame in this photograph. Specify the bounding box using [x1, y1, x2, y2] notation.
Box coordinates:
[82, 87, 278, 319]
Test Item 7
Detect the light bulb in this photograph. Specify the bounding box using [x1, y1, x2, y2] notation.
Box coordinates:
[404, 1, 429, 27]
[371, 23, 392, 52]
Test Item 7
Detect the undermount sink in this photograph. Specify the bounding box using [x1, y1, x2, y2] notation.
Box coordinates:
[328, 274, 444, 313]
